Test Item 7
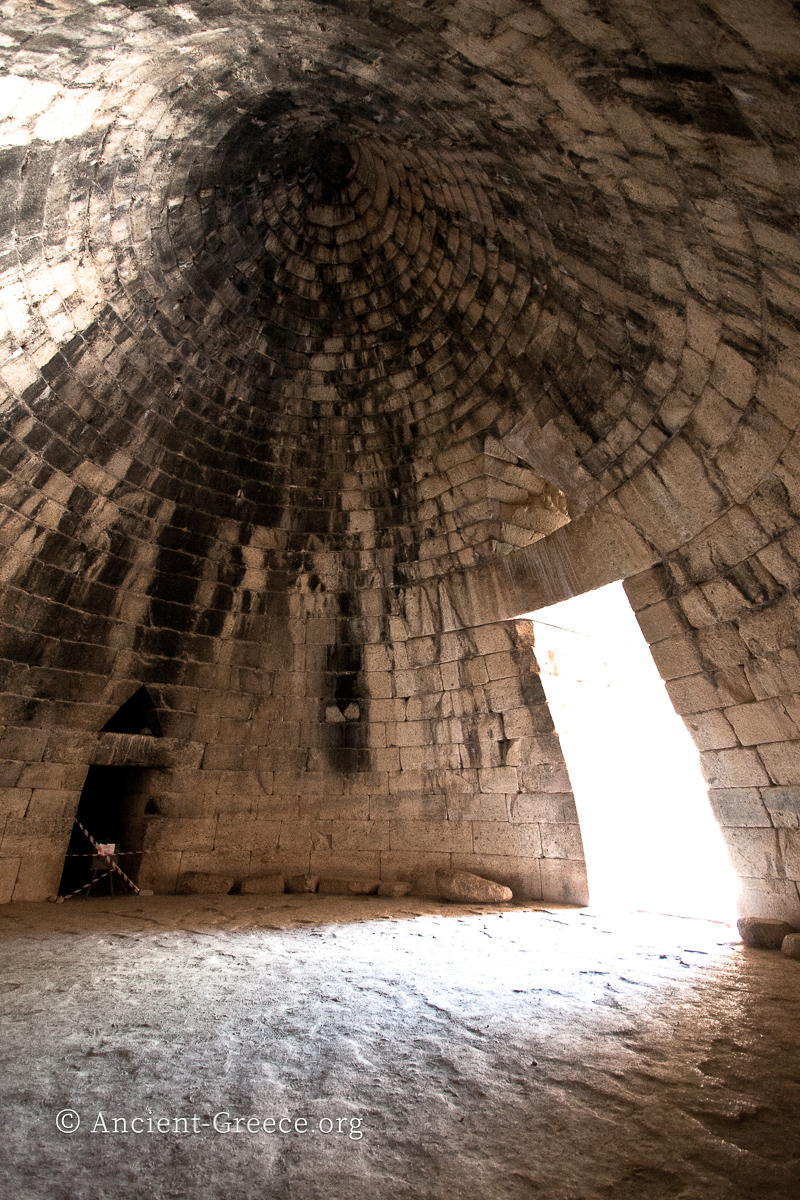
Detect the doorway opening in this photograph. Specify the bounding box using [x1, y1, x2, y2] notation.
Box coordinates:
[522, 581, 738, 922]
[58, 765, 150, 898]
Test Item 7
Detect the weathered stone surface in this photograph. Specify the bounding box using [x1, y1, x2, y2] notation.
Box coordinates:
[318, 878, 379, 896]
[6, 897, 800, 1196]
[286, 875, 319, 894]
[177, 873, 235, 896]
[241, 874, 285, 895]
[781, 933, 800, 960]
[376, 881, 412, 898]
[436, 870, 513, 904]
[737, 917, 797, 950]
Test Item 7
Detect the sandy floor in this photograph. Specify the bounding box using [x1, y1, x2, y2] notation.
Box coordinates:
[0, 894, 798, 1200]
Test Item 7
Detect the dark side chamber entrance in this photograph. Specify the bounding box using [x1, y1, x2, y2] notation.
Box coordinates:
[58, 765, 149, 898]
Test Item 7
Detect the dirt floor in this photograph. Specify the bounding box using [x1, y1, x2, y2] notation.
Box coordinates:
[0, 894, 798, 1200]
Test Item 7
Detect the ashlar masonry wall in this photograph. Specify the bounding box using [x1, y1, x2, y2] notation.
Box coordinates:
[0, 611, 587, 903]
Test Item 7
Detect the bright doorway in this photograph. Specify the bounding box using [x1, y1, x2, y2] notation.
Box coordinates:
[522, 581, 738, 922]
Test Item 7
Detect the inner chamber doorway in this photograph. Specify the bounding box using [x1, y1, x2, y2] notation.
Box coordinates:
[58, 766, 151, 897]
[522, 581, 738, 922]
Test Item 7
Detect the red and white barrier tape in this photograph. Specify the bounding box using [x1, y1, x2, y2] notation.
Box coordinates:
[59, 819, 140, 899]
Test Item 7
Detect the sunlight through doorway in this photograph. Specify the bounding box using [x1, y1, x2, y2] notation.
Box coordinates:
[522, 582, 738, 922]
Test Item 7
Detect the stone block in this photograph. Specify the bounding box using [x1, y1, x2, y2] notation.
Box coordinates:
[26, 789, 80, 819]
[376, 880, 412, 897]
[667, 674, 725, 715]
[540, 858, 590, 906]
[510, 793, 578, 823]
[17, 762, 79, 791]
[0, 787, 31, 820]
[761, 786, 800, 827]
[136, 852, 182, 895]
[12, 853, 64, 902]
[623, 567, 670, 613]
[436, 869, 512, 904]
[0, 727, 49, 762]
[649, 636, 703, 681]
[485, 650, 518, 681]
[700, 748, 771, 788]
[370, 793, 447, 821]
[722, 827, 780, 879]
[389, 820, 472, 853]
[779, 830, 800, 880]
[758, 741, 800, 786]
[478, 766, 518, 793]
[330, 820, 391, 852]
[216, 769, 262, 796]
[781, 933, 800, 959]
[177, 871, 235, 895]
[485, 679, 523, 712]
[310, 795, 370, 821]
[737, 877, 800, 923]
[1, 818, 72, 859]
[501, 706, 548, 738]
[518, 763, 572, 793]
[472, 624, 513, 656]
[636, 600, 686, 644]
[737, 917, 797, 949]
[378, 851, 451, 895]
[214, 817, 281, 854]
[472, 822, 542, 858]
[318, 877, 379, 895]
[745, 649, 800, 702]
[0, 857, 20, 904]
[241, 873, 284, 895]
[0, 762, 23, 788]
[451, 853, 542, 901]
[683, 710, 738, 751]
[143, 817, 217, 854]
[708, 789, 771, 828]
[445, 793, 508, 821]
[279, 825, 314, 858]
[739, 596, 800, 660]
[340, 771, 389, 796]
[725, 699, 799, 747]
[286, 874, 319, 893]
[540, 824, 585, 859]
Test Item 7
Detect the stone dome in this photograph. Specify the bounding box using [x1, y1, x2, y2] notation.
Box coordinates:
[0, 0, 798, 921]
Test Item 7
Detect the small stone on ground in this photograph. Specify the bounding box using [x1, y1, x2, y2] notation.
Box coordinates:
[377, 881, 412, 897]
[737, 917, 797, 949]
[436, 870, 513, 904]
[286, 875, 319, 893]
[781, 932, 800, 959]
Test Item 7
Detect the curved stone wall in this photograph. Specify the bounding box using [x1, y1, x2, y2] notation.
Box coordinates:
[0, 0, 798, 914]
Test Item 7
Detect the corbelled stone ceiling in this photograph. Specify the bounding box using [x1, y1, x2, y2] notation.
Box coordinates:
[0, 0, 799, 917]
